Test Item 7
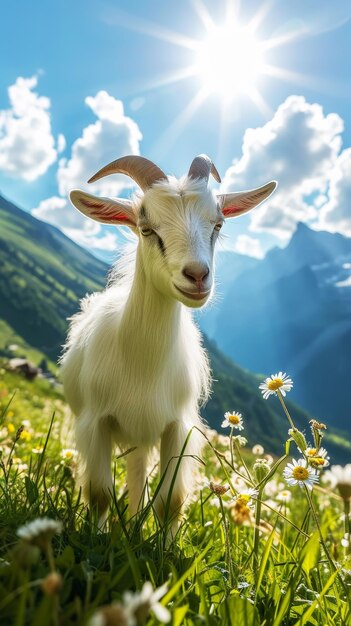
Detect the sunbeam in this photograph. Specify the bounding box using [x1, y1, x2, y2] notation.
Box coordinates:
[103, 0, 332, 158]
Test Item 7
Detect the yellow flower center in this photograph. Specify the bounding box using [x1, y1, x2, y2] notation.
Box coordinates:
[267, 378, 283, 391]
[20, 430, 31, 441]
[237, 494, 250, 504]
[307, 448, 317, 456]
[228, 414, 241, 425]
[293, 466, 309, 480]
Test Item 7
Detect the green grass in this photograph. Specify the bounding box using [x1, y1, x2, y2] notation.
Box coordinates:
[0, 367, 350, 626]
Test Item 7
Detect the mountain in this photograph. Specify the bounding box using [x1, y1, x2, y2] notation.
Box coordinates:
[0, 195, 350, 462]
[0, 194, 107, 360]
[210, 222, 351, 433]
[196, 250, 259, 337]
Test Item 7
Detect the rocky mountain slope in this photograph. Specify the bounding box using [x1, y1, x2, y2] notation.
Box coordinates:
[209, 222, 351, 433]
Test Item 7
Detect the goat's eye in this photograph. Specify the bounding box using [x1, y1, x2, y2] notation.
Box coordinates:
[140, 227, 154, 237]
[214, 222, 223, 232]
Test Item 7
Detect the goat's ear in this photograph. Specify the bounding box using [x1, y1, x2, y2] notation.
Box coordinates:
[218, 181, 277, 218]
[69, 190, 136, 227]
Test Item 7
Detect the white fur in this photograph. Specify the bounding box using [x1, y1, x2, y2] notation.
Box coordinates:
[61, 177, 217, 535]
[61, 172, 276, 536]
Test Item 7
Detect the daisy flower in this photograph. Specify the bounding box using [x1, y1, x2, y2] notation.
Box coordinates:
[259, 372, 293, 399]
[283, 458, 319, 490]
[232, 435, 247, 447]
[221, 411, 244, 430]
[32, 446, 44, 455]
[252, 444, 264, 455]
[17, 517, 63, 546]
[124, 581, 171, 624]
[61, 448, 78, 462]
[305, 446, 330, 468]
[234, 487, 258, 507]
[276, 489, 292, 503]
[230, 492, 256, 525]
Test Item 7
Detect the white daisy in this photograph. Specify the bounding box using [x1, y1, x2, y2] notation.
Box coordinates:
[276, 489, 292, 503]
[252, 444, 264, 455]
[259, 372, 293, 399]
[283, 458, 319, 490]
[221, 411, 244, 430]
[232, 435, 247, 447]
[17, 518, 63, 544]
[305, 446, 330, 468]
[61, 448, 78, 462]
[234, 487, 259, 507]
[124, 582, 171, 624]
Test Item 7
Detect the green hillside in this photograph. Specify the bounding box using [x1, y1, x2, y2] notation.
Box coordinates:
[0, 194, 107, 360]
[1, 194, 350, 462]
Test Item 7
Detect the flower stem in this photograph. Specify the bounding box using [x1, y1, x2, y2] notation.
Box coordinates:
[253, 487, 263, 582]
[344, 498, 350, 556]
[46, 543, 56, 573]
[233, 439, 252, 482]
[277, 390, 296, 431]
[230, 428, 235, 468]
[219, 497, 234, 591]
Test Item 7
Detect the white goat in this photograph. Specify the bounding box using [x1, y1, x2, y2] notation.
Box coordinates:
[60, 154, 276, 535]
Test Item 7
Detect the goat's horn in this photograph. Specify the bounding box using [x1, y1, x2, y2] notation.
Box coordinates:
[188, 154, 221, 184]
[88, 155, 167, 191]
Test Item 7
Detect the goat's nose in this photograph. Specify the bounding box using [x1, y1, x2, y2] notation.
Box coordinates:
[182, 262, 210, 284]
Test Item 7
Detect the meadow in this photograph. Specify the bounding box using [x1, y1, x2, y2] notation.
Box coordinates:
[0, 364, 350, 626]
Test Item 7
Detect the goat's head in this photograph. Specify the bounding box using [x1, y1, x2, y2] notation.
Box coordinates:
[70, 155, 276, 308]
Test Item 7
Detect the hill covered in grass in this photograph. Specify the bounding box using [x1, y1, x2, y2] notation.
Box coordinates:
[1, 363, 350, 626]
[0, 194, 107, 360]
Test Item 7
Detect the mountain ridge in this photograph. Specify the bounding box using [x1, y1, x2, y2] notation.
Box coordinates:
[209, 221, 351, 432]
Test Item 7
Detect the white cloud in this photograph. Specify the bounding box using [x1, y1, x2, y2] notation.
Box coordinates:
[64, 229, 119, 251]
[234, 234, 264, 259]
[57, 133, 66, 154]
[57, 90, 142, 198]
[318, 148, 351, 236]
[32, 195, 118, 251]
[222, 234, 264, 258]
[32, 90, 142, 252]
[32, 196, 99, 235]
[221, 95, 344, 239]
[0, 75, 60, 181]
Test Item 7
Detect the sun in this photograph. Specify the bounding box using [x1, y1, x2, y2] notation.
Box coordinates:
[112, 0, 310, 152]
[194, 23, 265, 99]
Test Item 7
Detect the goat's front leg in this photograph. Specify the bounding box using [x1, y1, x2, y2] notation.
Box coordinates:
[126, 447, 148, 518]
[155, 420, 203, 539]
[76, 413, 113, 523]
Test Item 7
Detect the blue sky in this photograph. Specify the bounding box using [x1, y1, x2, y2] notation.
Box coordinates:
[1, 0, 351, 261]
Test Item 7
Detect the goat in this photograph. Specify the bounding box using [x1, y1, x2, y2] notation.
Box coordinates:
[60, 154, 276, 536]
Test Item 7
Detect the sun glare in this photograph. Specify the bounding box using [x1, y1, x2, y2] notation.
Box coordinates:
[194, 24, 265, 98]
[113, 0, 312, 151]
